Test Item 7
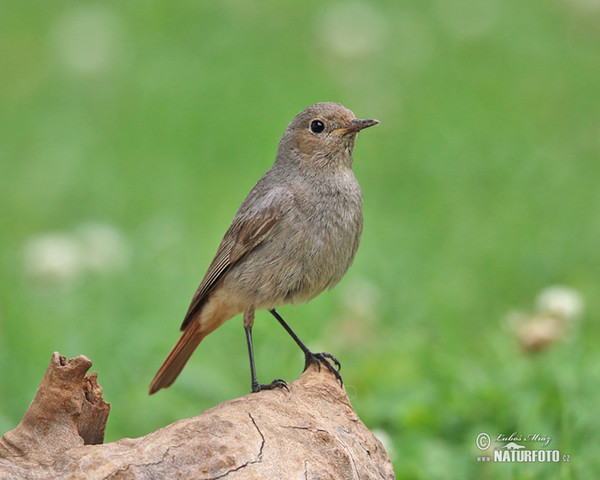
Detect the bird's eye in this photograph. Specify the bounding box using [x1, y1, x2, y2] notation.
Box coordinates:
[310, 120, 325, 134]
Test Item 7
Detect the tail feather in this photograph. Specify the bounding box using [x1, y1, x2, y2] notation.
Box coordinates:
[149, 321, 205, 395]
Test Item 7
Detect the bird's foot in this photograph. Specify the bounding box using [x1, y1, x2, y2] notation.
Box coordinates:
[304, 351, 343, 386]
[251, 378, 289, 393]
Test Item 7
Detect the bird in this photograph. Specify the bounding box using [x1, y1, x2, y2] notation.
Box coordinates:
[149, 102, 378, 395]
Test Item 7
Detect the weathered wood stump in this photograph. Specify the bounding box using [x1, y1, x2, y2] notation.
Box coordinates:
[0, 352, 394, 479]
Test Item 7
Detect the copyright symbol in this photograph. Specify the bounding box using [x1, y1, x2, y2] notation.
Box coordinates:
[476, 432, 491, 450]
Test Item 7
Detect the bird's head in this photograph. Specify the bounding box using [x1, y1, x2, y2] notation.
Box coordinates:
[277, 102, 378, 170]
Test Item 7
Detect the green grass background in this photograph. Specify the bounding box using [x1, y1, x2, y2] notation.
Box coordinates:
[1, 1, 599, 478]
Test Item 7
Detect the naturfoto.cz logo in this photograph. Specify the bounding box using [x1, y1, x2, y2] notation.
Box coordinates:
[475, 432, 571, 463]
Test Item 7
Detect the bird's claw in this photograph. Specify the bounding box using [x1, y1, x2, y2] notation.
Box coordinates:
[304, 351, 343, 386]
[252, 378, 289, 393]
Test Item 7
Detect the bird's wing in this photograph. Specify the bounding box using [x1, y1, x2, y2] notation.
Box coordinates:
[180, 186, 293, 330]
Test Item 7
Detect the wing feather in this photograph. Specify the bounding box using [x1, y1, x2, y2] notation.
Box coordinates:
[180, 186, 293, 330]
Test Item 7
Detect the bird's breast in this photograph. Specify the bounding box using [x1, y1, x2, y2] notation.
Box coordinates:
[277, 172, 363, 300]
[225, 171, 363, 309]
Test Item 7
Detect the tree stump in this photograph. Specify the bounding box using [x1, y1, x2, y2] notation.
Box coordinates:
[0, 352, 395, 479]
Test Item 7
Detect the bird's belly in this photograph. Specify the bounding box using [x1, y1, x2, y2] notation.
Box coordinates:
[224, 205, 361, 309]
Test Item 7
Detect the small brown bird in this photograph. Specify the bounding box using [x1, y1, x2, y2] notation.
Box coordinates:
[149, 102, 378, 394]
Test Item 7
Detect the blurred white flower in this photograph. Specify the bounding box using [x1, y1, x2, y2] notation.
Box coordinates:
[23, 222, 130, 285]
[50, 5, 124, 75]
[504, 285, 584, 353]
[515, 313, 565, 352]
[536, 285, 583, 320]
[24, 233, 84, 283]
[76, 222, 131, 273]
[317, 2, 388, 59]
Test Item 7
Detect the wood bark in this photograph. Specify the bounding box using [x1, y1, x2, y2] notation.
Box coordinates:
[0, 352, 395, 479]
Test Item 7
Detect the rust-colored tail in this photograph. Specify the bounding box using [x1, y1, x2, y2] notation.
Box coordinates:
[149, 321, 205, 395]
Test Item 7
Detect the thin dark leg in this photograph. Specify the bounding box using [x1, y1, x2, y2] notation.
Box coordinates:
[269, 309, 343, 385]
[245, 326, 259, 390]
[245, 325, 288, 393]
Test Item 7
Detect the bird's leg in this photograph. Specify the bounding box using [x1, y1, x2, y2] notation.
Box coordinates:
[244, 307, 288, 393]
[269, 309, 343, 386]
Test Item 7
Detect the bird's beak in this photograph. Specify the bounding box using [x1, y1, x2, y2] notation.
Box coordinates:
[333, 118, 379, 135]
